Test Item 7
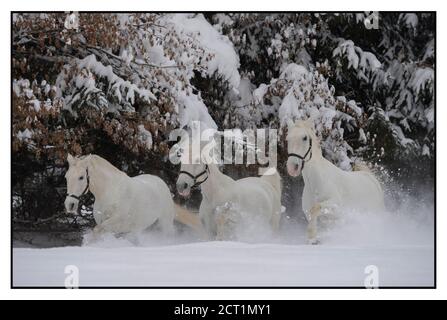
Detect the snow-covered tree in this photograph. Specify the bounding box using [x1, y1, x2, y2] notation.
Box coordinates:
[12, 12, 435, 228]
[12, 13, 240, 225]
[212, 13, 434, 167]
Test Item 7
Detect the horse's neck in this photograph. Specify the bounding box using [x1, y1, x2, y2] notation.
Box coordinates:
[201, 164, 234, 203]
[309, 132, 322, 159]
[302, 136, 344, 189]
[302, 137, 325, 184]
[88, 156, 128, 201]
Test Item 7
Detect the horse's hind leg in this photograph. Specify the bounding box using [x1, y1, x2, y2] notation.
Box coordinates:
[307, 203, 321, 245]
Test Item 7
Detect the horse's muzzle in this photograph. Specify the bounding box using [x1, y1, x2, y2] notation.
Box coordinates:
[287, 159, 302, 177]
[176, 182, 191, 198]
[64, 197, 79, 213]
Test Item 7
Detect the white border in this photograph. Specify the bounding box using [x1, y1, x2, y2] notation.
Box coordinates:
[1, 0, 444, 300]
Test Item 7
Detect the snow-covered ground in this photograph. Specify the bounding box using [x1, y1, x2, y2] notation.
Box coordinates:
[13, 208, 434, 287]
[13, 241, 433, 287]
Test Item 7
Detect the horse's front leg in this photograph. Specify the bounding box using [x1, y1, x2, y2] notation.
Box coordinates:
[306, 198, 339, 245]
[82, 220, 107, 245]
[91, 208, 108, 237]
[307, 203, 321, 245]
[83, 205, 119, 244]
[199, 200, 215, 240]
[214, 202, 240, 241]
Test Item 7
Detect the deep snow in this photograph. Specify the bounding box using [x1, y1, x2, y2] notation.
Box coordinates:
[13, 242, 433, 287]
[13, 208, 434, 287]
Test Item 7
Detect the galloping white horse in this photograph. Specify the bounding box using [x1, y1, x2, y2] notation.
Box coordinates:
[64, 154, 201, 237]
[286, 120, 385, 244]
[175, 140, 282, 240]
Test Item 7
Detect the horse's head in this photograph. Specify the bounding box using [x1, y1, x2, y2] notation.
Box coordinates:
[175, 137, 210, 198]
[176, 161, 208, 198]
[286, 119, 314, 177]
[173, 129, 217, 198]
[64, 154, 90, 213]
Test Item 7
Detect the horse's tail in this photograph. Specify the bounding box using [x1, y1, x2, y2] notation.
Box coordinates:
[260, 167, 282, 196]
[174, 204, 204, 234]
[352, 161, 385, 210]
[352, 161, 371, 173]
[352, 160, 383, 192]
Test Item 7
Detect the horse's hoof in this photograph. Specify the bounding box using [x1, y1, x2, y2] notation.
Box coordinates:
[307, 238, 320, 245]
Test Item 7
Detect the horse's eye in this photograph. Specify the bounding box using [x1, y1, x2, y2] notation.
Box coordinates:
[303, 135, 308, 141]
[79, 176, 84, 180]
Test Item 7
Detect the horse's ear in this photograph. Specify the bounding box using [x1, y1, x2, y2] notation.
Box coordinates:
[286, 118, 295, 129]
[67, 153, 75, 165]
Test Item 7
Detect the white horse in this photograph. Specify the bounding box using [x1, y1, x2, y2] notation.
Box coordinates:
[286, 120, 385, 244]
[64, 154, 201, 238]
[175, 143, 282, 240]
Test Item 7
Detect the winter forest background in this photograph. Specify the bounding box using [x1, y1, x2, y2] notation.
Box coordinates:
[12, 12, 435, 246]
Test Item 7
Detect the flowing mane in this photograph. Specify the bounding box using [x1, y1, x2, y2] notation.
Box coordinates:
[81, 154, 128, 178]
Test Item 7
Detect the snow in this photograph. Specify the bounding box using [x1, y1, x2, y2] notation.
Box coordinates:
[137, 125, 153, 150]
[278, 91, 301, 124]
[333, 40, 381, 72]
[253, 83, 269, 105]
[12, 13, 435, 288]
[13, 242, 433, 287]
[360, 52, 381, 71]
[358, 128, 367, 144]
[13, 79, 32, 98]
[422, 144, 430, 157]
[13, 208, 434, 287]
[77, 55, 156, 102]
[232, 78, 254, 107]
[176, 91, 217, 130]
[279, 63, 308, 82]
[247, 61, 366, 167]
[28, 99, 41, 112]
[401, 13, 419, 29]
[334, 40, 359, 70]
[347, 100, 362, 116]
[425, 106, 434, 124]
[391, 124, 414, 146]
[145, 45, 174, 68]
[169, 14, 241, 89]
[423, 39, 434, 61]
[212, 13, 234, 33]
[16, 128, 33, 141]
[410, 68, 434, 95]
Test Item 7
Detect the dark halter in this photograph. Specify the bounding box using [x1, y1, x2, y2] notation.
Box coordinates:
[288, 137, 313, 170]
[67, 168, 90, 200]
[179, 165, 209, 189]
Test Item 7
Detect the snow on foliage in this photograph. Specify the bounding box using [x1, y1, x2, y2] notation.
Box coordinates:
[13, 13, 434, 168]
[222, 61, 363, 168]
[333, 40, 382, 82]
[169, 14, 241, 89]
[137, 124, 153, 150]
[176, 91, 217, 130]
[13, 13, 242, 160]
[12, 12, 435, 227]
